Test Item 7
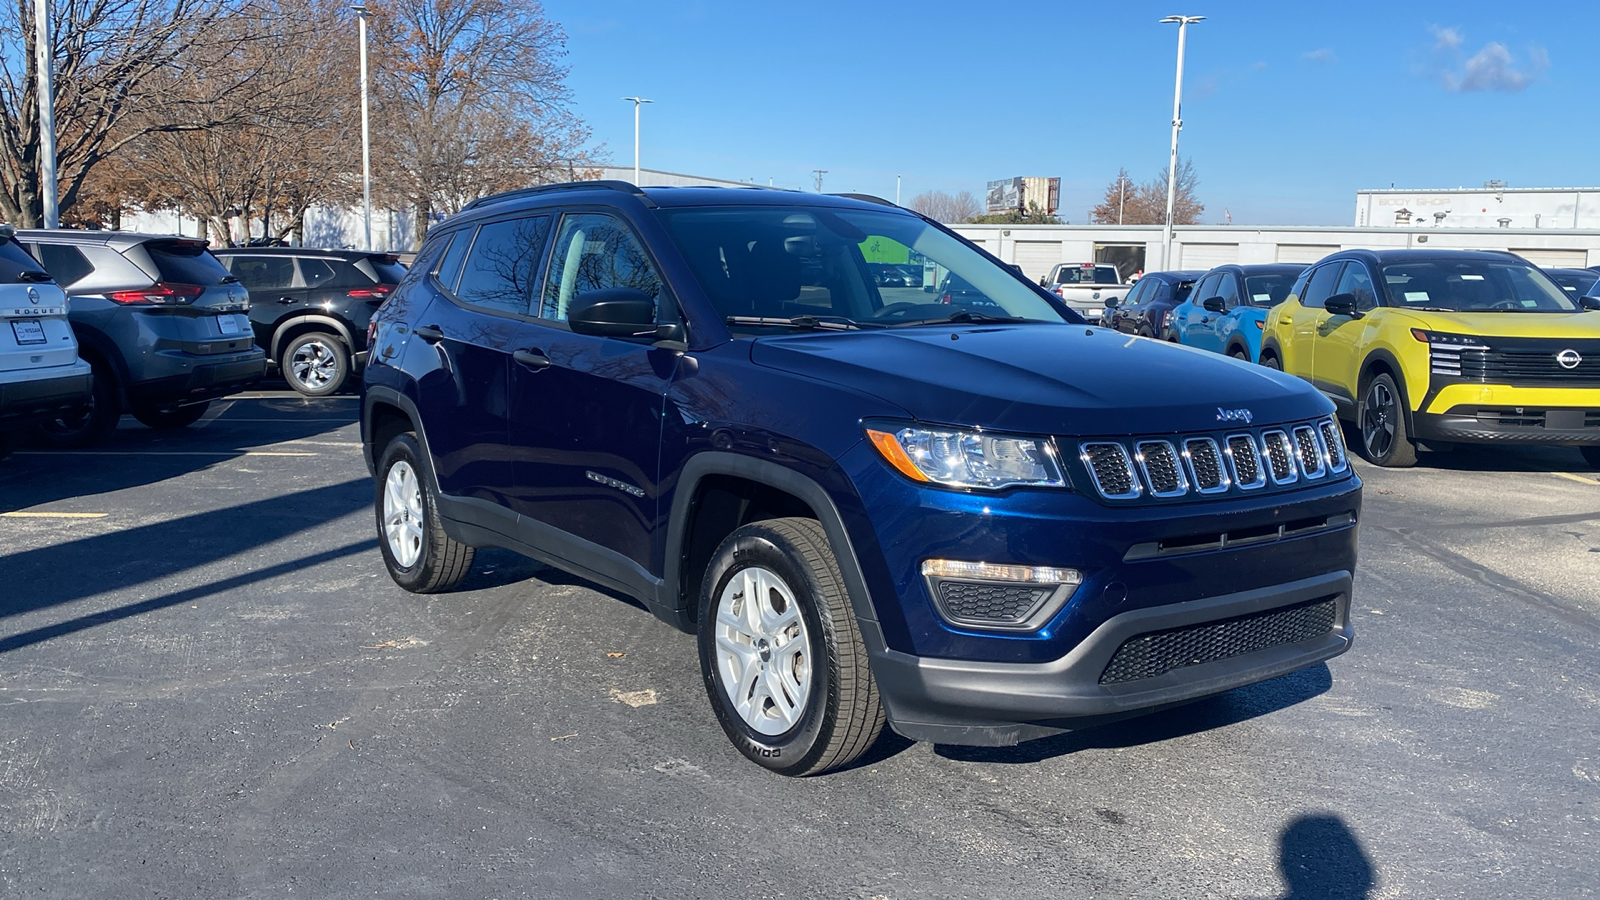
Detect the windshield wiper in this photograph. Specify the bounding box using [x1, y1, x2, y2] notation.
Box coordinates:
[725, 314, 881, 331]
[897, 310, 1032, 326]
[15, 270, 53, 283]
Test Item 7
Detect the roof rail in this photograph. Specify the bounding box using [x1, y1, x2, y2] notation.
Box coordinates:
[829, 193, 899, 208]
[460, 180, 654, 213]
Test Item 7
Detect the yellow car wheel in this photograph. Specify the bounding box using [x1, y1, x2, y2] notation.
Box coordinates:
[1358, 373, 1418, 468]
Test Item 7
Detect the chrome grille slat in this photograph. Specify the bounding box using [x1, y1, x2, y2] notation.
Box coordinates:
[1184, 438, 1229, 493]
[1135, 440, 1188, 498]
[1292, 425, 1326, 479]
[1261, 430, 1298, 484]
[1080, 442, 1141, 500]
[1225, 433, 1265, 489]
[1319, 418, 1348, 472]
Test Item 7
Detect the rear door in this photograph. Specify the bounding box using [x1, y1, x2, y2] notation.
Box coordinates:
[508, 210, 678, 574]
[223, 254, 301, 347]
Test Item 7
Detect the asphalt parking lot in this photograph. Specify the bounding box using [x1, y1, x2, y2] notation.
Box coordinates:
[2, 389, 1597, 899]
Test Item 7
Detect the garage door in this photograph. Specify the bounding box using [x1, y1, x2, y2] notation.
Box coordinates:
[1012, 241, 1063, 283]
[1178, 243, 1238, 269]
[1511, 248, 1589, 268]
[1276, 244, 1340, 264]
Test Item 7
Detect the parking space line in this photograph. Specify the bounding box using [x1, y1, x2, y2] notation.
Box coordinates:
[211, 418, 355, 424]
[191, 401, 233, 429]
[14, 451, 319, 457]
[1, 511, 108, 518]
[1554, 472, 1600, 486]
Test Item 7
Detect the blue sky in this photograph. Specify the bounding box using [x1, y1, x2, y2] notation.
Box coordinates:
[542, 0, 1593, 225]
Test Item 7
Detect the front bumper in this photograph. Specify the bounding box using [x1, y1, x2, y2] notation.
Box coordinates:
[872, 571, 1353, 745]
[1415, 405, 1600, 447]
[0, 360, 93, 424]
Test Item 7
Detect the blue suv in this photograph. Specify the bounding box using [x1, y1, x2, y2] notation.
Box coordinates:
[362, 183, 1362, 775]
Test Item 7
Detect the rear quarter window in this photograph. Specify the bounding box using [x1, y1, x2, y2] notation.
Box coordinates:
[147, 242, 233, 285]
[0, 238, 50, 283]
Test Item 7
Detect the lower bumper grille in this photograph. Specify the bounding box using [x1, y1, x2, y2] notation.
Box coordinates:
[1098, 597, 1338, 685]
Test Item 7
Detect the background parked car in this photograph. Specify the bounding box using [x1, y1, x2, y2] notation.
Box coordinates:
[19, 230, 266, 446]
[1104, 269, 1204, 337]
[212, 248, 407, 396]
[1040, 262, 1130, 323]
[1545, 267, 1600, 302]
[0, 226, 91, 458]
[1170, 264, 1305, 362]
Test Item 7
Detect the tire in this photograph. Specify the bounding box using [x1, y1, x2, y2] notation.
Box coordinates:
[1228, 347, 1250, 361]
[1358, 373, 1418, 468]
[131, 401, 210, 430]
[697, 517, 885, 776]
[1260, 354, 1282, 371]
[33, 356, 120, 448]
[1580, 446, 1600, 470]
[375, 432, 474, 593]
[282, 331, 349, 396]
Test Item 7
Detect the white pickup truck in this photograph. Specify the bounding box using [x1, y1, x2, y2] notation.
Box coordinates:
[1040, 262, 1132, 323]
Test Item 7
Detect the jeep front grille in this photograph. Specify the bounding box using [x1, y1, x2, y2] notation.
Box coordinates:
[1099, 597, 1339, 684]
[1076, 418, 1347, 503]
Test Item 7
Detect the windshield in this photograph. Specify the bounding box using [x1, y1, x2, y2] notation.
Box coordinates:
[1381, 260, 1578, 313]
[657, 206, 1071, 329]
[0, 237, 50, 284]
[1548, 269, 1600, 298]
[1243, 273, 1297, 307]
[1056, 265, 1119, 285]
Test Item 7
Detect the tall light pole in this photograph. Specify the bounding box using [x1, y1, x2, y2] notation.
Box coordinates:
[1160, 14, 1203, 270]
[353, 4, 372, 250]
[895, 174, 902, 206]
[622, 97, 652, 185]
[34, 0, 58, 228]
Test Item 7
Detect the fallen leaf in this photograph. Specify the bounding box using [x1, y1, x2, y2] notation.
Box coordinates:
[611, 688, 658, 708]
[606, 651, 625, 659]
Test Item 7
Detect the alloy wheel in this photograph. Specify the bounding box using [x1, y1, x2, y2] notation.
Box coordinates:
[290, 338, 339, 391]
[1362, 380, 1396, 459]
[383, 460, 424, 568]
[713, 565, 813, 736]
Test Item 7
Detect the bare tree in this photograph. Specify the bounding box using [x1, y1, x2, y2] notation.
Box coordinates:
[0, 0, 253, 227]
[1091, 168, 1138, 225]
[908, 189, 982, 224]
[368, 0, 592, 247]
[1092, 160, 1204, 226]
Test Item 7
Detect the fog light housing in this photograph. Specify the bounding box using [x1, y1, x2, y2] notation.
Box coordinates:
[921, 559, 1082, 632]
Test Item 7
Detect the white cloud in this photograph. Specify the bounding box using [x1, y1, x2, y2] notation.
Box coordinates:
[1301, 48, 1337, 64]
[1425, 26, 1548, 93]
[1430, 24, 1464, 50]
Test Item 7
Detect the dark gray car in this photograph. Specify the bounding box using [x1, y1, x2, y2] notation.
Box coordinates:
[19, 230, 267, 446]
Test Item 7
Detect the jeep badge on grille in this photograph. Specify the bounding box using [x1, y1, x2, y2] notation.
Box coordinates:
[1216, 407, 1254, 425]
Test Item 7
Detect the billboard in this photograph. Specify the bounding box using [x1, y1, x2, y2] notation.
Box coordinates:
[987, 176, 1061, 216]
[986, 178, 1021, 213]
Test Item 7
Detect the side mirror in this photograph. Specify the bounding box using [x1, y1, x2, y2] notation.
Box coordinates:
[1202, 296, 1226, 313]
[568, 287, 657, 337]
[1581, 295, 1600, 311]
[1324, 292, 1360, 318]
[1102, 294, 1121, 308]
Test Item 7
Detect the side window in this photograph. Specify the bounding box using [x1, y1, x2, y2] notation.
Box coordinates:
[1193, 274, 1221, 304]
[539, 213, 663, 322]
[226, 255, 294, 291]
[1216, 272, 1241, 308]
[1121, 279, 1150, 307]
[33, 244, 93, 287]
[1333, 262, 1377, 311]
[433, 229, 472, 293]
[454, 215, 551, 316]
[1300, 263, 1344, 310]
[298, 258, 338, 289]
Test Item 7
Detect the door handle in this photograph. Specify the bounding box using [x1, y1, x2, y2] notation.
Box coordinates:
[514, 349, 551, 369]
[414, 325, 444, 344]
[276, 297, 296, 305]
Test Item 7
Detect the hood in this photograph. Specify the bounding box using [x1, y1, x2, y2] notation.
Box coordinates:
[1396, 310, 1600, 338]
[749, 324, 1331, 436]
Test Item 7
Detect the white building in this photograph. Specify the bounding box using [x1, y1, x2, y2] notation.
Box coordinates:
[1355, 186, 1600, 230]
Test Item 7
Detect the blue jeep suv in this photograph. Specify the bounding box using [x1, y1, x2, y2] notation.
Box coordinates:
[362, 182, 1361, 776]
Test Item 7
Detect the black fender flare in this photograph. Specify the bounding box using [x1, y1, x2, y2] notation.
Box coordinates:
[68, 323, 131, 401]
[1357, 348, 1417, 435]
[273, 314, 355, 362]
[1258, 335, 1284, 366]
[362, 384, 430, 477]
[662, 451, 881, 633]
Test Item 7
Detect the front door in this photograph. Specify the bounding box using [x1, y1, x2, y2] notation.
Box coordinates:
[508, 212, 678, 574]
[1284, 262, 1341, 379]
[1312, 261, 1377, 405]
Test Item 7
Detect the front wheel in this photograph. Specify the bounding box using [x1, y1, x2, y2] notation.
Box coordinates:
[1358, 373, 1418, 467]
[697, 518, 885, 776]
[283, 332, 350, 396]
[131, 401, 210, 430]
[375, 432, 474, 592]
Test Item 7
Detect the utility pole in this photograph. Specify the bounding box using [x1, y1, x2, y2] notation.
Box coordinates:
[353, 4, 372, 250]
[1160, 14, 1204, 269]
[895, 174, 902, 206]
[622, 97, 653, 184]
[1118, 173, 1126, 225]
[34, 0, 58, 228]
[812, 169, 827, 193]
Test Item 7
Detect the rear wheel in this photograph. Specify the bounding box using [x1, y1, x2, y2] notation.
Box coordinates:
[34, 356, 120, 448]
[1358, 373, 1418, 468]
[375, 432, 473, 592]
[697, 517, 885, 776]
[1228, 347, 1250, 362]
[283, 332, 349, 396]
[1260, 354, 1282, 371]
[131, 401, 210, 430]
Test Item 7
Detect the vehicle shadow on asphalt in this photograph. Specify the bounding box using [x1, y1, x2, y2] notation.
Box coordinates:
[931, 663, 1333, 765]
[0, 478, 373, 651]
[459, 547, 650, 612]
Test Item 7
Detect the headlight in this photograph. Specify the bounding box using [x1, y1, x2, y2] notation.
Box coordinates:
[1409, 329, 1489, 350]
[865, 423, 1067, 490]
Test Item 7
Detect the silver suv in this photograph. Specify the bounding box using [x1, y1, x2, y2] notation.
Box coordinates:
[0, 226, 91, 458]
[19, 230, 266, 446]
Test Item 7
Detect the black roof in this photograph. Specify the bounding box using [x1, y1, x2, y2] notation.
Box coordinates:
[457, 180, 913, 217]
[1319, 247, 1523, 265]
[211, 247, 399, 260]
[1213, 263, 1310, 275]
[1142, 269, 1207, 282]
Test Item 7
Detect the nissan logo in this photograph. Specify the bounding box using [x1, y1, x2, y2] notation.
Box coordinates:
[26, 287, 38, 305]
[1557, 349, 1582, 370]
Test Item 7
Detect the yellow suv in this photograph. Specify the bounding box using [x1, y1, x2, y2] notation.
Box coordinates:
[1259, 249, 1600, 467]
